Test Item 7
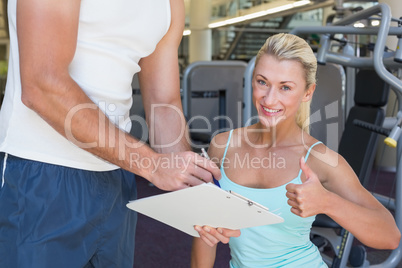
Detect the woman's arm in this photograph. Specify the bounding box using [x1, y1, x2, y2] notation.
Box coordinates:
[190, 135, 226, 267]
[320, 155, 400, 249]
[191, 132, 241, 265]
[191, 237, 218, 268]
[286, 150, 401, 249]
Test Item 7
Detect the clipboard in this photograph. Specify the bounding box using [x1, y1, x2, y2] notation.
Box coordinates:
[126, 183, 284, 237]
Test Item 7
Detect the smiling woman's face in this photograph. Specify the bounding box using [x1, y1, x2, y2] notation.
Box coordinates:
[252, 54, 312, 129]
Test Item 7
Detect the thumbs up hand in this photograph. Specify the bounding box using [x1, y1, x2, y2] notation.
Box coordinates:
[285, 157, 328, 218]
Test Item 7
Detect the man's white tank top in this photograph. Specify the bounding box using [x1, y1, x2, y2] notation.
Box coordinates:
[0, 0, 171, 170]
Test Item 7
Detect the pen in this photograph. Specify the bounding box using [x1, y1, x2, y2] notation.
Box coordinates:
[201, 148, 221, 188]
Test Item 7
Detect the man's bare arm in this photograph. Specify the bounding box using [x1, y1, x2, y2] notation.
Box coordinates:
[17, 0, 219, 190]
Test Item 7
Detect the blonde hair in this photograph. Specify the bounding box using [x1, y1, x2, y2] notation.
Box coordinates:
[255, 33, 317, 133]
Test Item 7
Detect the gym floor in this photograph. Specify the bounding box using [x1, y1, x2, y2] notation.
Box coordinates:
[133, 168, 401, 268]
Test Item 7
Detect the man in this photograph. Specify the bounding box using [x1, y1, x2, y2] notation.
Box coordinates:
[0, 0, 239, 267]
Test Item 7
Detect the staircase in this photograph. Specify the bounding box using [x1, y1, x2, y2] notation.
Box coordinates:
[214, 16, 294, 61]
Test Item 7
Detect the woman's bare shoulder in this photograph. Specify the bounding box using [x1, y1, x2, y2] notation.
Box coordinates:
[306, 140, 351, 183]
[209, 128, 246, 162]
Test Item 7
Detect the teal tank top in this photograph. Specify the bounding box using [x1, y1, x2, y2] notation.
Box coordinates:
[220, 130, 327, 268]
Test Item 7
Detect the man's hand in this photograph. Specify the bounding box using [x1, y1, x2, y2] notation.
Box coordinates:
[141, 151, 221, 191]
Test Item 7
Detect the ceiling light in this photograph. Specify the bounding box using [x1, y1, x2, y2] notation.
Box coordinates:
[208, 0, 311, 28]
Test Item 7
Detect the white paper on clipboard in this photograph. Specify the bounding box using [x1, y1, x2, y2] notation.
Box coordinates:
[126, 183, 284, 237]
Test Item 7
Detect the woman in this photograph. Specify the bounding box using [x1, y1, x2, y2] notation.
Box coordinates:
[191, 33, 400, 268]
